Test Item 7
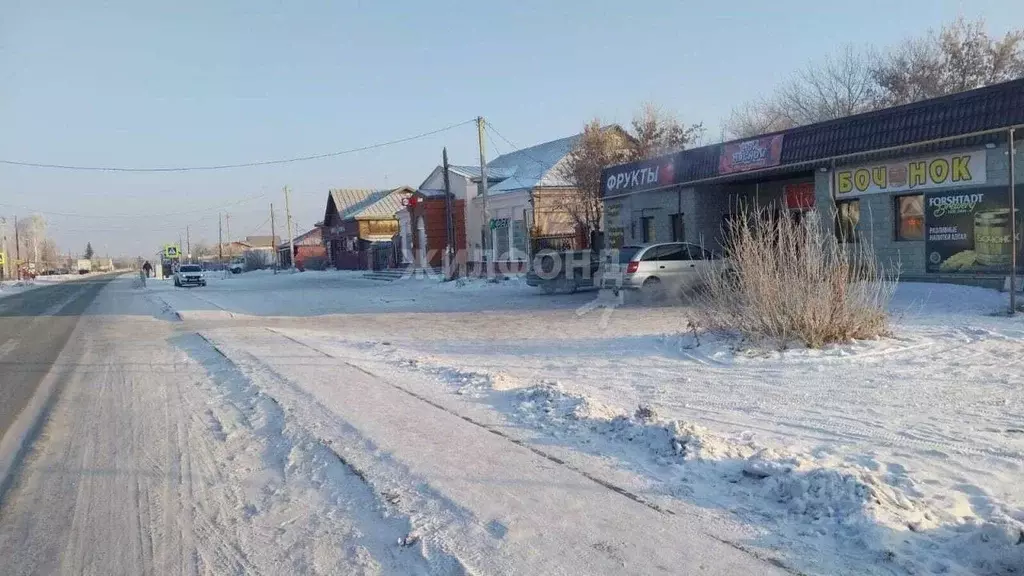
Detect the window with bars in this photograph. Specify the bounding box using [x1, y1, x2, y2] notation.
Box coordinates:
[495, 221, 511, 259]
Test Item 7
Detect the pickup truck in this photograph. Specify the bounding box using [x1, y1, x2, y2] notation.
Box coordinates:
[525, 249, 602, 294]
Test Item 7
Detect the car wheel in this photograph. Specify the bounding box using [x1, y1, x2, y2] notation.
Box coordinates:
[642, 277, 665, 302]
[567, 271, 583, 294]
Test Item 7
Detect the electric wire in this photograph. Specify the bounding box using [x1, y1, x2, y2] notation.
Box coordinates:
[0, 119, 475, 172]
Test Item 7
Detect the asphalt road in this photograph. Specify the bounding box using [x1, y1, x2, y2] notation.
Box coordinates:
[0, 276, 114, 442]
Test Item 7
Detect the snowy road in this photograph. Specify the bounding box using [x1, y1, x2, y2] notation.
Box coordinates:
[0, 276, 785, 575]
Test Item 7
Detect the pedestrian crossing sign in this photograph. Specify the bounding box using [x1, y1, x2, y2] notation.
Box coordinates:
[164, 245, 180, 259]
[0, 252, 5, 266]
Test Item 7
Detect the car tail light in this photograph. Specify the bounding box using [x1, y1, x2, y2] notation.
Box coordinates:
[626, 261, 639, 274]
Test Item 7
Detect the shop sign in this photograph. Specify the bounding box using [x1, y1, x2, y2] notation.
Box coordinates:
[489, 217, 510, 230]
[925, 186, 1022, 274]
[784, 182, 816, 210]
[602, 155, 678, 195]
[719, 135, 784, 174]
[837, 150, 986, 197]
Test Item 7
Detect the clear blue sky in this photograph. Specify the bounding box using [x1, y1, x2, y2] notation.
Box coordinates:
[1, 0, 1020, 257]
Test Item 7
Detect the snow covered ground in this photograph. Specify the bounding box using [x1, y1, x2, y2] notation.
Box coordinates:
[0, 273, 86, 298]
[155, 271, 1024, 575]
[8, 270, 1021, 574]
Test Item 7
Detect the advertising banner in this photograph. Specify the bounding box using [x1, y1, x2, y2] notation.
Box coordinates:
[837, 150, 986, 197]
[719, 135, 784, 174]
[602, 155, 679, 196]
[925, 186, 1022, 274]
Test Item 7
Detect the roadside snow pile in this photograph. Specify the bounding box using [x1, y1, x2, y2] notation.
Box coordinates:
[509, 380, 1024, 575]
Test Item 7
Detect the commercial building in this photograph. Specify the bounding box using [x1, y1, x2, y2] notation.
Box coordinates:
[601, 79, 1024, 286]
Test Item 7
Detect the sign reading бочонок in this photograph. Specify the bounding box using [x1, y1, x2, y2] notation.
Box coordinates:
[836, 150, 987, 196]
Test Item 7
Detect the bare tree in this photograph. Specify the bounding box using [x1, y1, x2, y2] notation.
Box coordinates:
[16, 214, 47, 264]
[722, 46, 878, 137]
[555, 120, 632, 241]
[776, 45, 880, 125]
[243, 249, 270, 270]
[40, 238, 59, 265]
[723, 98, 794, 139]
[873, 18, 1024, 106]
[192, 241, 213, 259]
[629, 103, 704, 161]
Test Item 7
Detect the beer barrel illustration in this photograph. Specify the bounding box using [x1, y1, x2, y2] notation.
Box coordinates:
[975, 209, 1012, 267]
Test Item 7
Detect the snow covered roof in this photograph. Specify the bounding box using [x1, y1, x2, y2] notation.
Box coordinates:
[343, 187, 412, 220]
[326, 187, 413, 221]
[485, 133, 580, 195]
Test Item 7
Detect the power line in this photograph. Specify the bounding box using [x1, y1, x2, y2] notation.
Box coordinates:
[0, 119, 475, 173]
[0, 192, 267, 219]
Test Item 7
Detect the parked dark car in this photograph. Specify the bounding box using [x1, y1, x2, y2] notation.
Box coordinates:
[526, 249, 602, 294]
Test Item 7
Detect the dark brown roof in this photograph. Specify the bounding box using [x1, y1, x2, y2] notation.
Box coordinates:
[780, 78, 1024, 163]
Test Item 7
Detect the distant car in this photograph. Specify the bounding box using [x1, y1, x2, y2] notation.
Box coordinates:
[601, 242, 725, 297]
[174, 264, 207, 287]
[228, 258, 245, 274]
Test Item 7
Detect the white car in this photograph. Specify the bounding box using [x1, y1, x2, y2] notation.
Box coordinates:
[174, 264, 207, 287]
[601, 242, 725, 296]
[228, 258, 245, 274]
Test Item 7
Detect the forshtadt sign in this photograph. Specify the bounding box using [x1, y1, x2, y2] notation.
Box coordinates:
[836, 150, 987, 196]
[925, 186, 1022, 274]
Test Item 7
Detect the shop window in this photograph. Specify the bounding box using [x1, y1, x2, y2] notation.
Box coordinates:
[495, 220, 511, 259]
[511, 219, 527, 259]
[895, 194, 925, 241]
[640, 216, 656, 243]
[670, 213, 684, 242]
[835, 200, 860, 243]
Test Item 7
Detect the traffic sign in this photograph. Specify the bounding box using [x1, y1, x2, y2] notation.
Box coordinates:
[0, 252, 5, 266]
[164, 245, 181, 259]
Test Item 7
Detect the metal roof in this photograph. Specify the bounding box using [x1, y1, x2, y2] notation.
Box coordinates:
[343, 186, 412, 220]
[485, 133, 580, 195]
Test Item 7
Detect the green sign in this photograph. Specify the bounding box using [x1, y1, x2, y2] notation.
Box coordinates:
[164, 245, 181, 259]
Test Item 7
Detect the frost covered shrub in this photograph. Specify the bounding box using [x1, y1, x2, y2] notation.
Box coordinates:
[696, 208, 896, 348]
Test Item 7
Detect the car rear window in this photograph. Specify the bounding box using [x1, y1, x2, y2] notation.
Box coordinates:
[616, 247, 641, 263]
[180, 265, 201, 272]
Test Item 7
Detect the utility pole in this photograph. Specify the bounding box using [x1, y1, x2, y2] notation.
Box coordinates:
[225, 213, 231, 259]
[284, 186, 295, 269]
[442, 147, 454, 277]
[218, 213, 223, 262]
[477, 116, 489, 273]
[186, 225, 191, 262]
[14, 215, 19, 262]
[1009, 128, 1018, 315]
[270, 203, 277, 273]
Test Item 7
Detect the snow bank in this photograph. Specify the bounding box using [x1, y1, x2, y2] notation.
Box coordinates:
[501, 378, 1024, 575]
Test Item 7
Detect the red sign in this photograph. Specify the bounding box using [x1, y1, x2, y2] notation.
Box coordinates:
[719, 135, 784, 174]
[784, 182, 816, 210]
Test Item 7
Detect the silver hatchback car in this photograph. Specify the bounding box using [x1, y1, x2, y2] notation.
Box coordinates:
[601, 242, 724, 295]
